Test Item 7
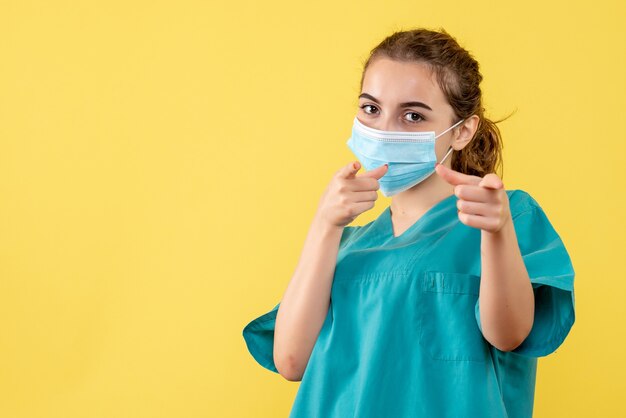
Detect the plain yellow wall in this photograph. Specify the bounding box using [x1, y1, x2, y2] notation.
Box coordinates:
[0, 0, 624, 417]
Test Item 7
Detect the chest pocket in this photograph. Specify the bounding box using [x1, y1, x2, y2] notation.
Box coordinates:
[418, 271, 490, 362]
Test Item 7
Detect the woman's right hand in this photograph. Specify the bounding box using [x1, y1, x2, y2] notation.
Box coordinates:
[315, 161, 389, 229]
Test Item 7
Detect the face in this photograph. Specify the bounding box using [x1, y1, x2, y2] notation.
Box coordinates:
[358, 57, 471, 164]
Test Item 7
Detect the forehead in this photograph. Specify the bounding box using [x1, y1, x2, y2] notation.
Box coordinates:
[361, 57, 447, 108]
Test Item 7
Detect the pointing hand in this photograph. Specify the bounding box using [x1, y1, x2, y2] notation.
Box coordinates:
[435, 163, 510, 233]
[316, 161, 388, 228]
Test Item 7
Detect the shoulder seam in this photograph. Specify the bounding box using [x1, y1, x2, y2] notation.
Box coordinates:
[512, 206, 539, 221]
[510, 189, 543, 218]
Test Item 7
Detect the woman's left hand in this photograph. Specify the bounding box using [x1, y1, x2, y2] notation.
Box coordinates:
[434, 163, 511, 234]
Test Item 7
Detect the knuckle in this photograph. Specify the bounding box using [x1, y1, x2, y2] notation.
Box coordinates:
[337, 180, 351, 193]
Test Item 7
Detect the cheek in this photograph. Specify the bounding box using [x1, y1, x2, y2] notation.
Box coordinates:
[435, 141, 454, 165]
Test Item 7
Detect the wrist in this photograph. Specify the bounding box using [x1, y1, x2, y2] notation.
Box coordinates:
[482, 213, 514, 241]
[312, 213, 345, 236]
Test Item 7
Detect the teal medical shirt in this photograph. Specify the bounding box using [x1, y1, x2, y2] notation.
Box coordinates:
[242, 189, 576, 418]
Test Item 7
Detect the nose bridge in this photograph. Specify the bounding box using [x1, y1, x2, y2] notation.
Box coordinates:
[377, 113, 397, 132]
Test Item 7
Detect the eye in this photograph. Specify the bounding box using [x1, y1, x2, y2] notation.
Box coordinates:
[360, 104, 379, 115]
[404, 112, 425, 123]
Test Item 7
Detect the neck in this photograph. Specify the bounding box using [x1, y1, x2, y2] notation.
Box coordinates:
[389, 165, 455, 217]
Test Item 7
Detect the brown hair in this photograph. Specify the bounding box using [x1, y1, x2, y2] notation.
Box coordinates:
[359, 27, 512, 179]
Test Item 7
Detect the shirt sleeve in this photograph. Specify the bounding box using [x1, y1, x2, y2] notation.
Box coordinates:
[242, 301, 281, 373]
[242, 224, 361, 373]
[474, 191, 576, 357]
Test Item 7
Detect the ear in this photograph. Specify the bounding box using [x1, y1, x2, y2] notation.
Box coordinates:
[452, 114, 480, 150]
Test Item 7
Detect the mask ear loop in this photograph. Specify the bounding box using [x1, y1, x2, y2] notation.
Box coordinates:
[436, 118, 465, 165]
[439, 146, 455, 165]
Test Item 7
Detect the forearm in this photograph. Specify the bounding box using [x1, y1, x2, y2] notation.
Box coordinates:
[479, 215, 535, 351]
[273, 214, 344, 381]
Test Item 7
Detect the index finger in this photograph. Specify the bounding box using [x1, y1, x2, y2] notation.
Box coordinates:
[435, 163, 482, 186]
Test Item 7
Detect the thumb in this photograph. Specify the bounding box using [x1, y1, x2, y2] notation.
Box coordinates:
[478, 173, 504, 190]
[339, 160, 362, 179]
[358, 163, 388, 180]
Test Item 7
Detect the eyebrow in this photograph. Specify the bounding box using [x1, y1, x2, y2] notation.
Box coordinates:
[358, 93, 433, 111]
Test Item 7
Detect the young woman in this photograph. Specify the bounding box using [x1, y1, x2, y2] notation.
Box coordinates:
[243, 28, 576, 418]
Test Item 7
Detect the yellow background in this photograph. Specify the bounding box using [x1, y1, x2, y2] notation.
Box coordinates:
[1, 0, 624, 417]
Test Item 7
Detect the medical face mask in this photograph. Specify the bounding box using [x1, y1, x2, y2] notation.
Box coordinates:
[346, 116, 465, 197]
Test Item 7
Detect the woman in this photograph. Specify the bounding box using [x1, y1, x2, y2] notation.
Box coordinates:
[242, 28, 575, 418]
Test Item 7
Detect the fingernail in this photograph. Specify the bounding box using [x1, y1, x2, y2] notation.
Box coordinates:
[384, 163, 388, 168]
